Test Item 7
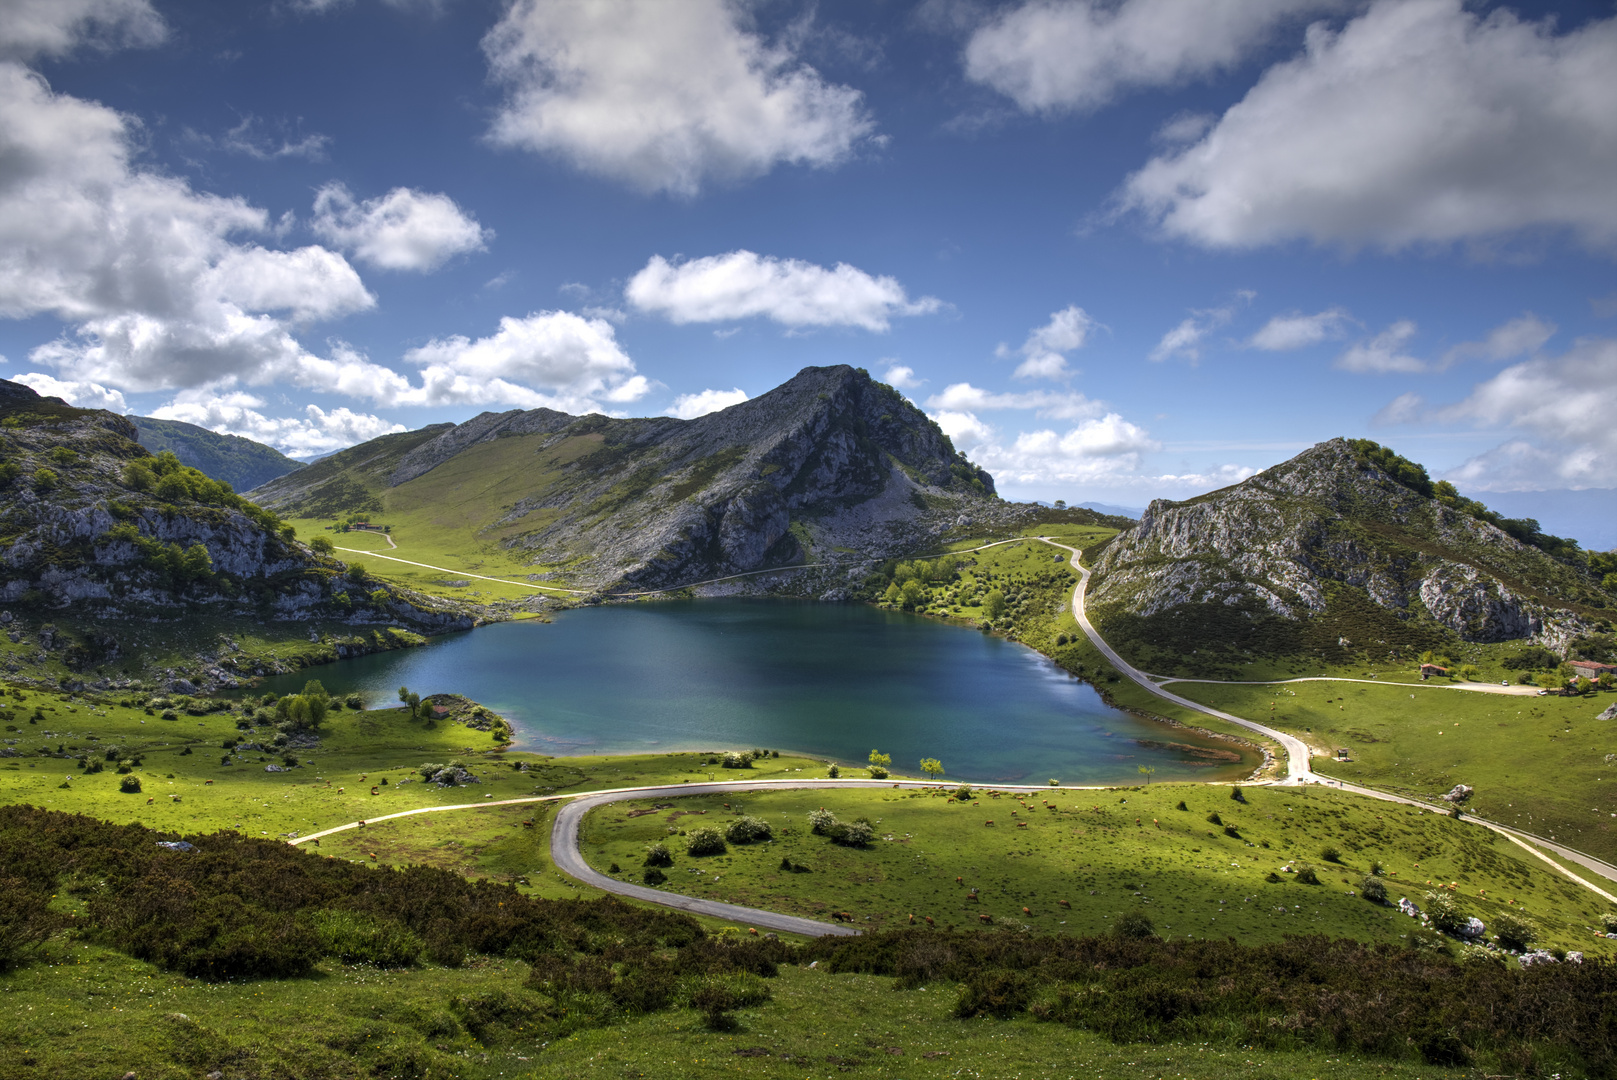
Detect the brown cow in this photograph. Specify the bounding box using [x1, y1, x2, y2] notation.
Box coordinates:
[978, 913, 992, 924]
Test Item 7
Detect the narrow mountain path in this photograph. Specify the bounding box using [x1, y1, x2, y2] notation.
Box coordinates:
[332, 547, 585, 594]
[1046, 536, 1617, 899]
[1155, 674, 1543, 697]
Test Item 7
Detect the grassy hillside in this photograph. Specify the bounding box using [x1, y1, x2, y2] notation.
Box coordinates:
[131, 415, 304, 492]
[576, 784, 1612, 953]
[1169, 677, 1617, 862]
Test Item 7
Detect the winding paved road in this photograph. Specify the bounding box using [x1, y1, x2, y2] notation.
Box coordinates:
[289, 534, 1617, 932]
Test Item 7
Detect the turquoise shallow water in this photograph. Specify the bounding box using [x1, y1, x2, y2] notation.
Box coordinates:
[264, 599, 1254, 785]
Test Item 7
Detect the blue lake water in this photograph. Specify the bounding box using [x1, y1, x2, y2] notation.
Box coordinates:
[264, 599, 1253, 785]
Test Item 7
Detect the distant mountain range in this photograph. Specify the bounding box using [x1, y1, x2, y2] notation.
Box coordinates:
[1087, 438, 1613, 676]
[249, 365, 1008, 593]
[130, 416, 304, 494]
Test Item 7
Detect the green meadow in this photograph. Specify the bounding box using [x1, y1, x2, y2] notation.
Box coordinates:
[1169, 677, 1617, 862]
[576, 783, 1614, 954]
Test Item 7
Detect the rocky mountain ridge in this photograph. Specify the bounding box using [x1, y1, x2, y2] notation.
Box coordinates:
[1087, 438, 1610, 671]
[0, 379, 474, 654]
[251, 365, 1003, 592]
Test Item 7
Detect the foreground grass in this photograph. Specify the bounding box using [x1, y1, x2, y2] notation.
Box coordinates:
[578, 783, 1614, 954]
[1168, 678, 1617, 864]
[0, 939, 1477, 1080]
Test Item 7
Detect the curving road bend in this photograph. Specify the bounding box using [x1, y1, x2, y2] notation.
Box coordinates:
[1046, 538, 1315, 784]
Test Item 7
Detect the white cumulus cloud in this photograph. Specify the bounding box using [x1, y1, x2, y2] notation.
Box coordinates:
[1148, 295, 1250, 363]
[150, 390, 406, 458]
[964, 0, 1345, 113]
[1439, 312, 1555, 368]
[0, 0, 165, 61]
[482, 0, 875, 196]
[403, 311, 647, 413]
[0, 59, 377, 396]
[1121, 0, 1617, 252]
[1436, 335, 1617, 491]
[665, 387, 748, 420]
[882, 363, 922, 390]
[312, 183, 490, 272]
[1249, 307, 1351, 350]
[1000, 305, 1096, 379]
[1335, 320, 1423, 374]
[972, 414, 1163, 487]
[925, 383, 1101, 421]
[626, 251, 940, 332]
[9, 371, 127, 412]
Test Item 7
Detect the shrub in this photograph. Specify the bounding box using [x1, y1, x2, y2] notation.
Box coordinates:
[311, 909, 423, 967]
[0, 878, 60, 972]
[953, 784, 973, 802]
[1320, 845, 1342, 863]
[724, 816, 772, 844]
[1222, 825, 1241, 839]
[1294, 865, 1319, 885]
[954, 970, 1031, 1019]
[1360, 875, 1387, 903]
[826, 764, 840, 778]
[807, 808, 838, 835]
[1493, 911, 1537, 951]
[685, 827, 727, 857]
[642, 867, 667, 886]
[721, 751, 753, 769]
[643, 842, 673, 867]
[1601, 912, 1617, 935]
[834, 821, 874, 848]
[1424, 891, 1469, 936]
[118, 776, 141, 794]
[1176, 801, 1188, 811]
[344, 693, 365, 710]
[868, 766, 889, 779]
[1113, 912, 1157, 939]
[1205, 811, 1222, 825]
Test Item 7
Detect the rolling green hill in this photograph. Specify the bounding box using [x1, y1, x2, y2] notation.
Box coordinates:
[130, 415, 305, 493]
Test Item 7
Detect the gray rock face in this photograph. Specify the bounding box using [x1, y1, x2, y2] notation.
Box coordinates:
[0, 377, 473, 635]
[1090, 438, 1595, 648]
[256, 365, 1000, 592]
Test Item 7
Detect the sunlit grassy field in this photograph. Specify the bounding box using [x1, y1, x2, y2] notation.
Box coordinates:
[1169, 678, 1617, 862]
[577, 783, 1614, 954]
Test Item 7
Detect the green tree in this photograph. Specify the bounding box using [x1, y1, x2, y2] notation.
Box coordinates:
[919, 757, 944, 779]
[398, 686, 422, 719]
[882, 582, 901, 604]
[1138, 764, 1155, 783]
[179, 542, 213, 583]
[982, 589, 1006, 619]
[898, 579, 924, 610]
[868, 748, 891, 780]
[154, 471, 190, 502]
[309, 535, 335, 555]
[31, 467, 58, 493]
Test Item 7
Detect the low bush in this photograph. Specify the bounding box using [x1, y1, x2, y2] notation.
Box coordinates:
[1320, 845, 1342, 863]
[1424, 890, 1469, 936]
[1294, 865, 1319, 885]
[1493, 911, 1537, 951]
[685, 827, 727, 857]
[724, 816, 772, 844]
[687, 971, 771, 1030]
[118, 776, 141, 794]
[642, 868, 666, 886]
[1359, 876, 1387, 904]
[642, 842, 673, 867]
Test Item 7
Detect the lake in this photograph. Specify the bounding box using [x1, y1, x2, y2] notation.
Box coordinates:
[263, 599, 1255, 785]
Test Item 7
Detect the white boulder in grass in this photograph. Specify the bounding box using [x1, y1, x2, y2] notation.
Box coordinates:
[1459, 917, 1486, 939]
[1598, 702, 1617, 721]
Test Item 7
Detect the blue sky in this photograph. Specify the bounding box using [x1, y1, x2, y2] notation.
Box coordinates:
[2, 0, 1614, 537]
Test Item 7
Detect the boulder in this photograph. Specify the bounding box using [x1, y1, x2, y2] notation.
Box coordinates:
[1598, 702, 1617, 721]
[1441, 784, 1474, 802]
[156, 840, 196, 853]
